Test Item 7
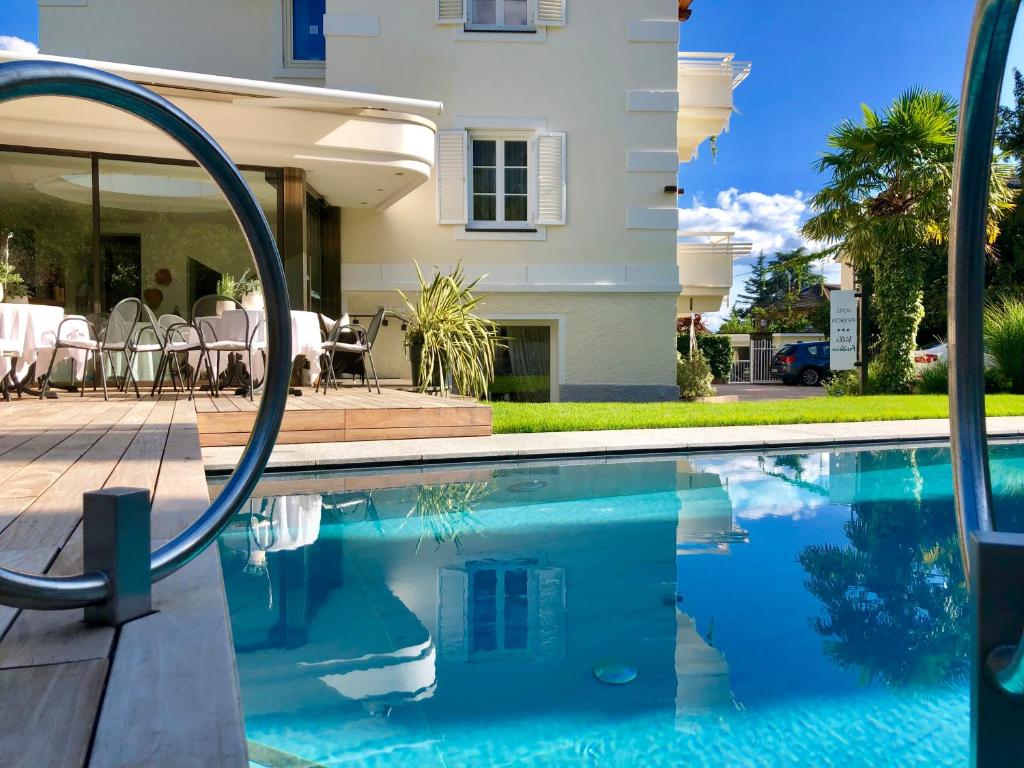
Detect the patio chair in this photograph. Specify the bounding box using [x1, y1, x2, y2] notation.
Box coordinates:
[38, 307, 129, 401]
[191, 294, 264, 400]
[148, 311, 208, 397]
[320, 307, 384, 395]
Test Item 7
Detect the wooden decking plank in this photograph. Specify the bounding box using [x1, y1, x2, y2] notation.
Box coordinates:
[90, 544, 247, 768]
[0, 399, 157, 552]
[0, 524, 115, 670]
[0, 401, 129, 488]
[150, 397, 211, 539]
[0, 546, 59, 641]
[0, 659, 108, 768]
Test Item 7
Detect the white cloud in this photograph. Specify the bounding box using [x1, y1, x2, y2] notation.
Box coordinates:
[678, 188, 840, 327]
[679, 188, 813, 255]
[0, 36, 39, 55]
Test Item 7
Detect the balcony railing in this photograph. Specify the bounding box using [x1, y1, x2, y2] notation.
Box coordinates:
[677, 52, 752, 90]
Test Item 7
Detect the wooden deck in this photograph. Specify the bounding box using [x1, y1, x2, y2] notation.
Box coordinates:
[0, 385, 491, 767]
[193, 386, 492, 447]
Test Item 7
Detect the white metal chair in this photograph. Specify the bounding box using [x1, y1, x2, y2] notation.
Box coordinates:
[319, 307, 384, 395]
[191, 295, 265, 400]
[38, 314, 103, 399]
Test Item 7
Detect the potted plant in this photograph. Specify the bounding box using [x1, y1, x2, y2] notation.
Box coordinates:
[0, 262, 26, 304]
[216, 270, 262, 313]
[397, 261, 500, 398]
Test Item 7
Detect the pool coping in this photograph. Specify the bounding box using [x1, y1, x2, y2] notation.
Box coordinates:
[202, 416, 1024, 474]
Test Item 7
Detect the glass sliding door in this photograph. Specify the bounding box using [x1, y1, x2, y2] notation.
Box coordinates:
[0, 149, 94, 313]
[97, 158, 279, 320]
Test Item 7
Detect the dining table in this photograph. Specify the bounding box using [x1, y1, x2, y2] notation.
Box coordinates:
[191, 308, 324, 390]
[0, 303, 90, 393]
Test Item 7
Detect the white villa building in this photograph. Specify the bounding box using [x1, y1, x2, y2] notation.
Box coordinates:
[1, 0, 750, 401]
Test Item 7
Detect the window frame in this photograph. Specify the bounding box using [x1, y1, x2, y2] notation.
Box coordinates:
[468, 132, 535, 231]
[283, 0, 327, 67]
[466, 0, 536, 32]
[467, 562, 534, 659]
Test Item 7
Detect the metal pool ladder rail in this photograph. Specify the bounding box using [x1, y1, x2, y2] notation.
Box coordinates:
[0, 61, 291, 619]
[951, 1, 1024, 765]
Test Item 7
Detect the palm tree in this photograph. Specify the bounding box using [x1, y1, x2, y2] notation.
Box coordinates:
[802, 88, 1015, 393]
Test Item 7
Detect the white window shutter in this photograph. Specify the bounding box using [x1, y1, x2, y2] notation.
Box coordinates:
[535, 132, 566, 226]
[437, 130, 468, 225]
[438, 567, 469, 661]
[436, 0, 467, 23]
[532, 567, 565, 659]
[535, 0, 566, 26]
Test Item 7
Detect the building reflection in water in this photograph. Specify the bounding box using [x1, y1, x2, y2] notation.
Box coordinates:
[217, 455, 757, 758]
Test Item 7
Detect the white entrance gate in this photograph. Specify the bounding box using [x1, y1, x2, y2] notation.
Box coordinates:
[751, 339, 780, 383]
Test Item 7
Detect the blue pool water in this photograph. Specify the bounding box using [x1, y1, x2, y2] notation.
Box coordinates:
[216, 442, 1024, 767]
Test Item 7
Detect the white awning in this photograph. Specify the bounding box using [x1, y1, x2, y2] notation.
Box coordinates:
[0, 52, 443, 209]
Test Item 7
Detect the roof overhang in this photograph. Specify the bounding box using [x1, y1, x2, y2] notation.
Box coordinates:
[678, 52, 750, 161]
[0, 52, 444, 210]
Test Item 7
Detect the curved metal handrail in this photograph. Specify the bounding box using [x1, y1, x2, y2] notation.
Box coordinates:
[949, 0, 1020, 580]
[0, 60, 292, 609]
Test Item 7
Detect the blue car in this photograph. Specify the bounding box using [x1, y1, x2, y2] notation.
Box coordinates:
[771, 341, 831, 386]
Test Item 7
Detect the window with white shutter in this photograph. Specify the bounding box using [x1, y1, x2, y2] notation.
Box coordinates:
[535, 132, 566, 226]
[535, 0, 566, 26]
[436, 0, 467, 24]
[437, 130, 468, 225]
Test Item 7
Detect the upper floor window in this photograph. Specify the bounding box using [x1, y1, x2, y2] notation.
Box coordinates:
[289, 0, 326, 63]
[436, 129, 567, 232]
[435, 0, 566, 32]
[471, 136, 530, 228]
[468, 0, 532, 31]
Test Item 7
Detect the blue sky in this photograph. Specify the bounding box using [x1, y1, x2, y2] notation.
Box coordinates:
[676, 0, 1024, 321]
[2, 0, 1022, 320]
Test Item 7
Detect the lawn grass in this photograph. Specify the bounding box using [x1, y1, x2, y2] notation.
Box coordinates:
[489, 394, 1024, 434]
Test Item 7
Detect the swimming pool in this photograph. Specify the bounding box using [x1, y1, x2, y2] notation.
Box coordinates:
[216, 442, 1024, 767]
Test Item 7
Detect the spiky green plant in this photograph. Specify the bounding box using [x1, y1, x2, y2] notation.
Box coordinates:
[985, 295, 1024, 393]
[405, 481, 492, 553]
[398, 261, 500, 398]
[802, 88, 1016, 393]
[216, 269, 259, 301]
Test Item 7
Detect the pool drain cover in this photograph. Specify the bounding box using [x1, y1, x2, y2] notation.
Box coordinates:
[593, 662, 637, 685]
[508, 480, 548, 493]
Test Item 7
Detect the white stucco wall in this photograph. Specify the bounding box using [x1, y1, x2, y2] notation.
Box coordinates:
[327, 0, 681, 397]
[38, 0, 325, 84]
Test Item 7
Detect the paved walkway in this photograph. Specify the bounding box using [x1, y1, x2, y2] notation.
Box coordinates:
[203, 416, 1024, 472]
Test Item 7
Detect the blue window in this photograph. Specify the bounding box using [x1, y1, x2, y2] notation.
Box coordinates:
[292, 0, 326, 62]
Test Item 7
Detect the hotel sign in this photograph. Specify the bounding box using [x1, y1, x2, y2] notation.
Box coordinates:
[830, 290, 858, 371]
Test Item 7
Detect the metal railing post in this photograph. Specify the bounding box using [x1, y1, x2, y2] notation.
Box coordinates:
[0, 61, 290, 613]
[950, 2, 1024, 766]
[971, 532, 1024, 765]
[82, 488, 152, 626]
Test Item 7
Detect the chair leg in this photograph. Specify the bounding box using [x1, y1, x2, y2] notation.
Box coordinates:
[39, 345, 59, 400]
[123, 350, 141, 399]
[150, 353, 166, 397]
[247, 350, 254, 401]
[97, 349, 109, 402]
[367, 350, 381, 395]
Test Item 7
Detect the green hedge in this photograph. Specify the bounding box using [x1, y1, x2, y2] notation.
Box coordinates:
[678, 334, 732, 380]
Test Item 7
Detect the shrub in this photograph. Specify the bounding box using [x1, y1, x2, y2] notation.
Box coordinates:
[677, 334, 732, 380]
[917, 360, 949, 394]
[985, 296, 1024, 393]
[677, 350, 715, 399]
[825, 370, 861, 397]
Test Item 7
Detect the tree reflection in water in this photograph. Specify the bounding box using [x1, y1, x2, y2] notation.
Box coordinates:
[798, 447, 970, 687]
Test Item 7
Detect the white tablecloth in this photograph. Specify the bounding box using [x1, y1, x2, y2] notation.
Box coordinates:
[193, 309, 323, 381]
[0, 304, 89, 383]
